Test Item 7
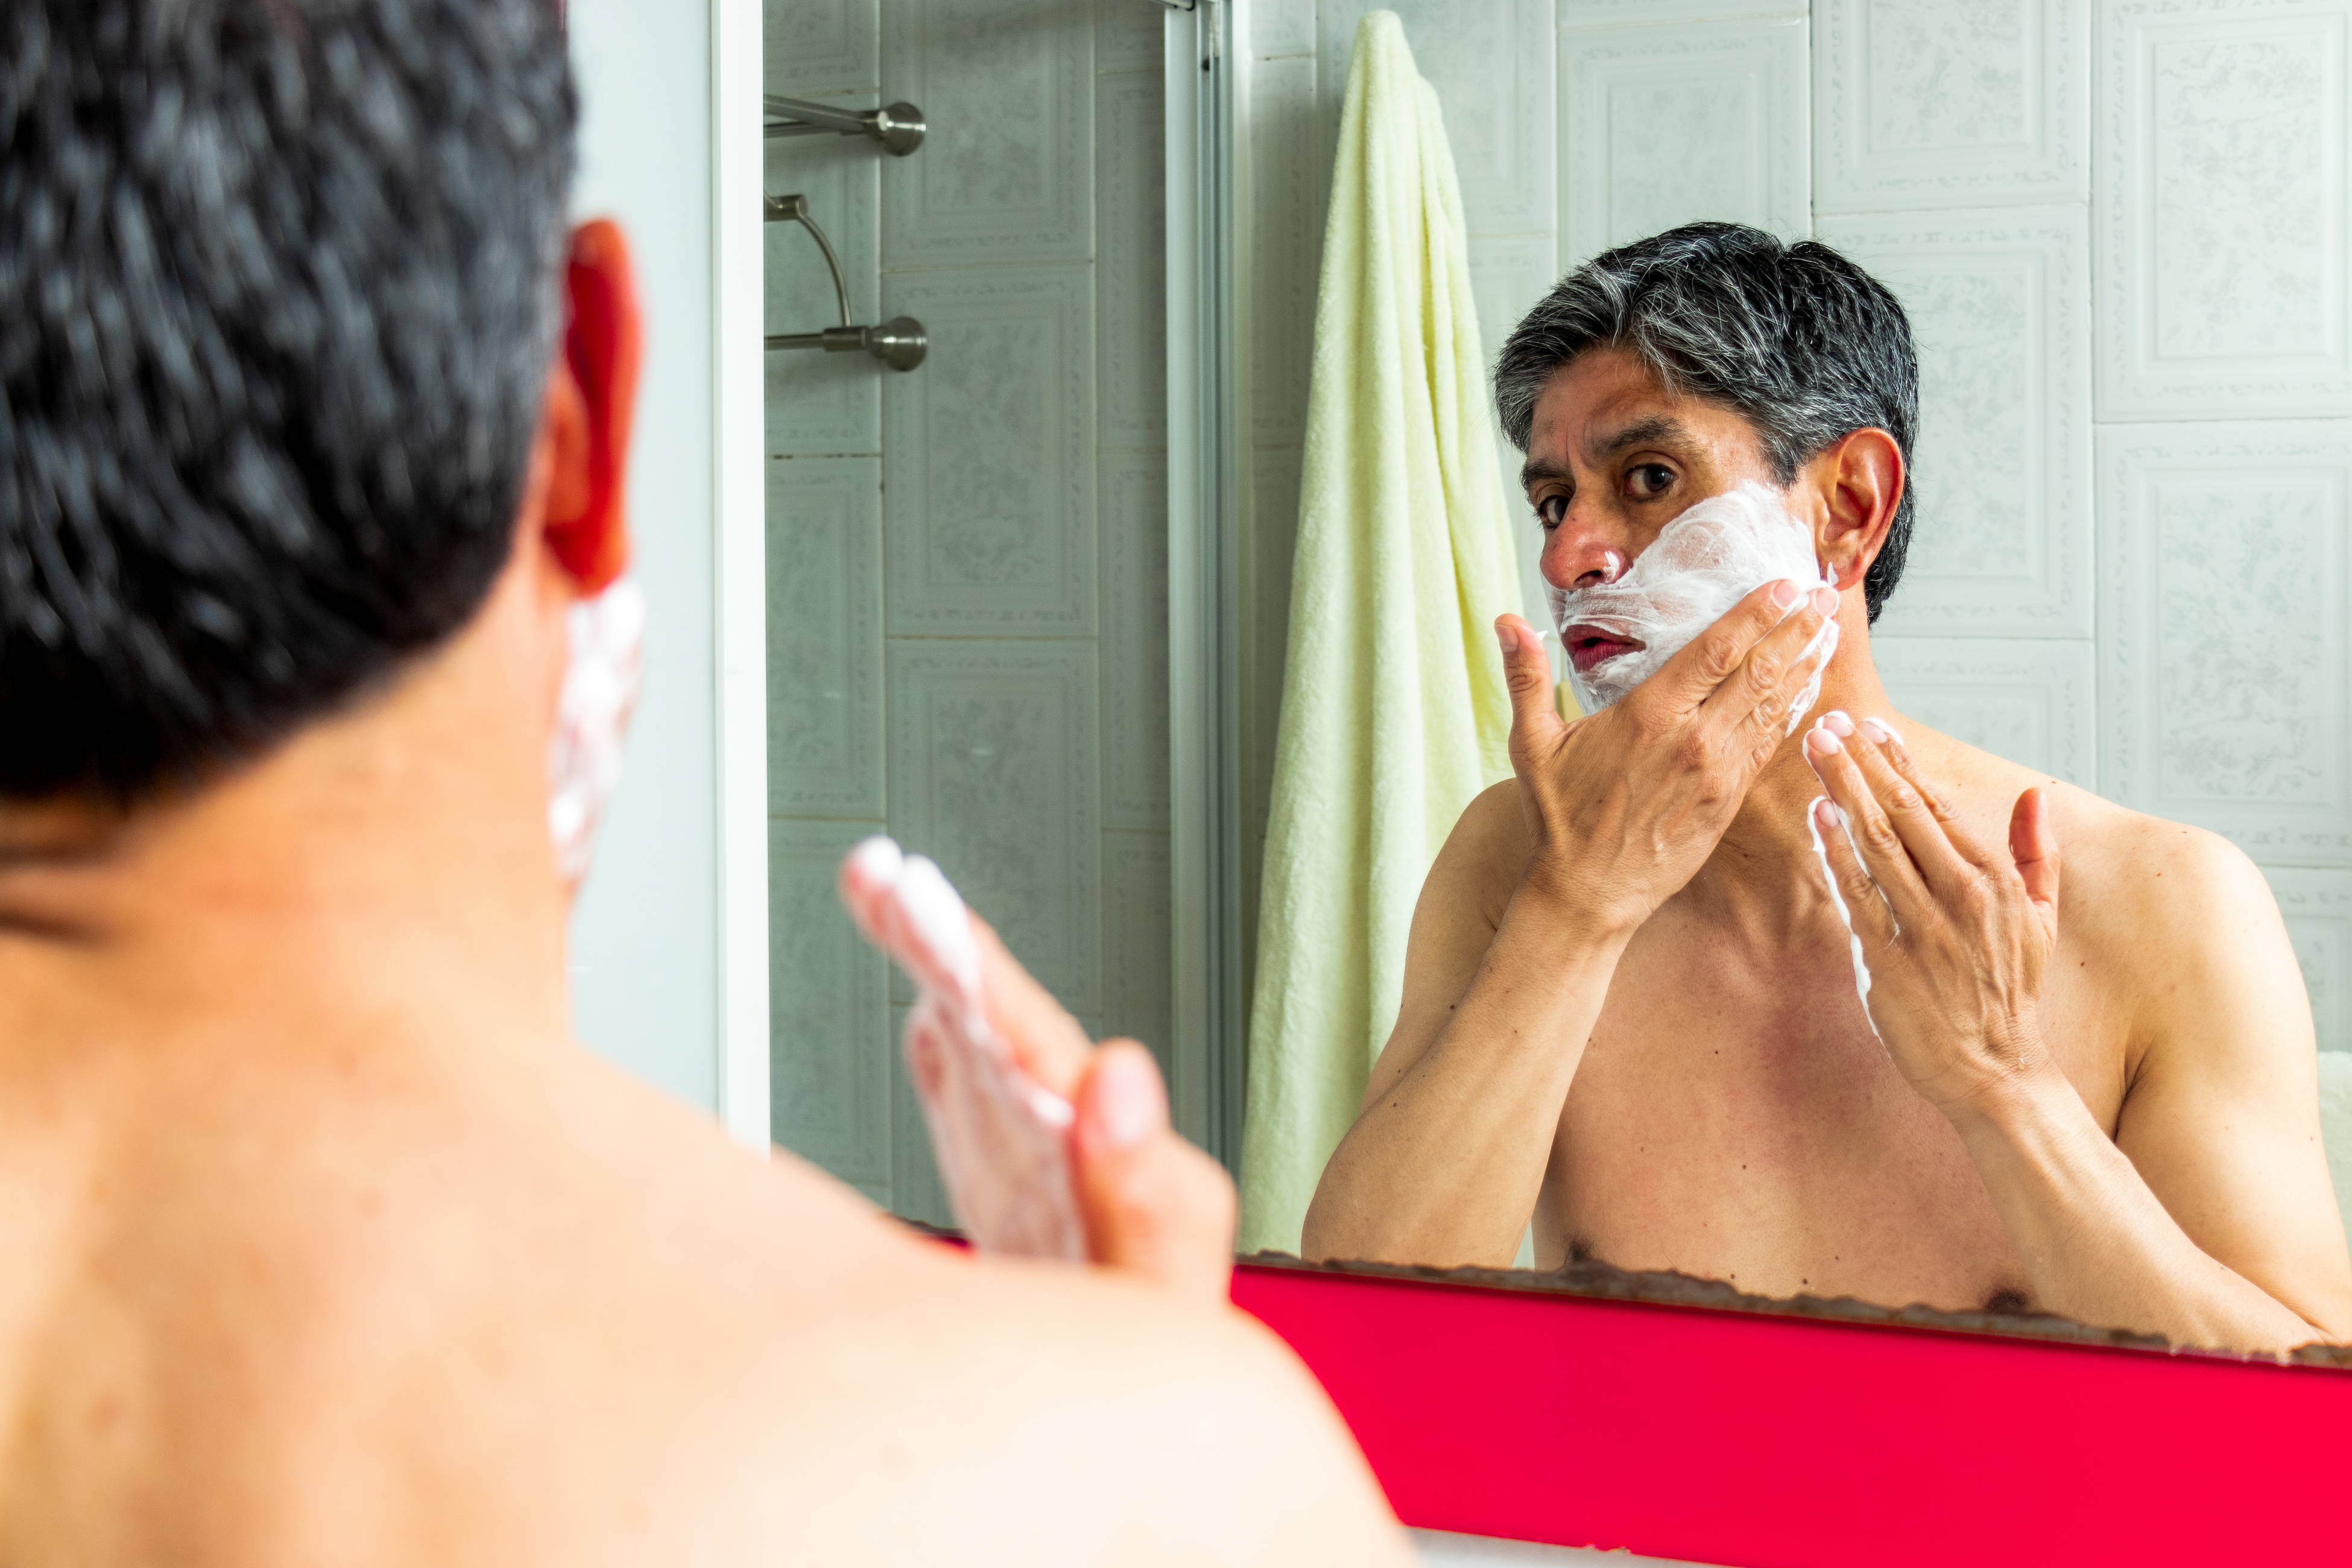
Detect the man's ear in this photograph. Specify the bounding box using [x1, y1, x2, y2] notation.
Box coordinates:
[1807, 427, 1904, 595]
[538, 219, 642, 594]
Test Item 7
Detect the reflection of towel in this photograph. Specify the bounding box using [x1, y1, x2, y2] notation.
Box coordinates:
[2319, 1052, 2352, 1262]
[1238, 11, 1523, 1254]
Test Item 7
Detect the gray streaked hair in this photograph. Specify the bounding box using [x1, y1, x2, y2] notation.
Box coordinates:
[1493, 222, 1919, 622]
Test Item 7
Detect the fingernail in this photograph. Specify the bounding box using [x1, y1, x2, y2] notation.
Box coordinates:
[1771, 578, 1803, 609]
[1092, 1046, 1164, 1151]
[1859, 717, 1900, 746]
[1807, 724, 1843, 756]
[1809, 586, 1839, 616]
[1822, 710, 1855, 738]
[1815, 797, 1845, 830]
[1494, 619, 1512, 655]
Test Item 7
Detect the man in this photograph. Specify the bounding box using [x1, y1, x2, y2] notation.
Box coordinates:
[1303, 223, 2352, 1357]
[0, 4, 1409, 1562]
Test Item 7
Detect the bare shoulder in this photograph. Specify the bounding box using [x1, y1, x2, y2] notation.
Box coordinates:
[2036, 780, 2285, 976]
[485, 1075, 1406, 1566]
[1426, 777, 1532, 926]
[762, 1238, 1406, 1566]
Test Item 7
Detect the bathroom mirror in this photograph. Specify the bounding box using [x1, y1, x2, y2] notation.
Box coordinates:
[762, 0, 2352, 1371]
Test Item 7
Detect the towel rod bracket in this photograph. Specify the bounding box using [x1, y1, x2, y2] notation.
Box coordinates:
[762, 193, 927, 371]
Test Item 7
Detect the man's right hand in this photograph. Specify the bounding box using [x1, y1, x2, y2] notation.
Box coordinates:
[1496, 578, 1841, 935]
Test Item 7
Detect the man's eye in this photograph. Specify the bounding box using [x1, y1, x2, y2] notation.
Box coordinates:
[1626, 464, 1675, 499]
[1535, 495, 1567, 528]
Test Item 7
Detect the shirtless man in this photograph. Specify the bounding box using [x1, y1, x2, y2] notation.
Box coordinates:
[1303, 223, 2352, 1356]
[0, 4, 1406, 1563]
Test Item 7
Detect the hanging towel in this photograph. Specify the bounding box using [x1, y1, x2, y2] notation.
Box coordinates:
[1238, 11, 1525, 1256]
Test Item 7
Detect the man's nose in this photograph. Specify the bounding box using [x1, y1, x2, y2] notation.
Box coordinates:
[1540, 527, 1631, 593]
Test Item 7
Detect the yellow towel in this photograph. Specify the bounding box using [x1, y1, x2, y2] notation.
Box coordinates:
[1238, 11, 1525, 1255]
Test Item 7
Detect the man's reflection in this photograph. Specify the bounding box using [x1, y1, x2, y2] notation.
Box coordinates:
[1303, 223, 2352, 1355]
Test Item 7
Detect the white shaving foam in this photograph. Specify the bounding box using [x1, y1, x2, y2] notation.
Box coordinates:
[1549, 483, 1838, 730]
[547, 577, 646, 884]
[1805, 797, 1878, 1037]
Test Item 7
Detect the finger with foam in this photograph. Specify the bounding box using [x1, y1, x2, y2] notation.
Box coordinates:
[836, 836, 1084, 1259]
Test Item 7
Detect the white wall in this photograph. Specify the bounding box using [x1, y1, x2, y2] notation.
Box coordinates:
[1240, 0, 2352, 1054]
[565, 1, 722, 1111]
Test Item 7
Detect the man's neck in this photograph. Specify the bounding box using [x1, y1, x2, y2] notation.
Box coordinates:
[0, 635, 573, 1095]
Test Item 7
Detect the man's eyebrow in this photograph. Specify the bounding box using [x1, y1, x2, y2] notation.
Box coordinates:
[1589, 416, 1692, 459]
[1519, 456, 1573, 493]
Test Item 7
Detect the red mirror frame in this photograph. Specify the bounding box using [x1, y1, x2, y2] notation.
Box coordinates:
[1231, 1259, 2347, 1564]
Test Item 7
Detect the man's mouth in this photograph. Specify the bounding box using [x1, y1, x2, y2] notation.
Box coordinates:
[1564, 625, 1643, 674]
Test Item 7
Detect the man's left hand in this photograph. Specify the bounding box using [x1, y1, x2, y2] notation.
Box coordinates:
[1801, 712, 2062, 1119]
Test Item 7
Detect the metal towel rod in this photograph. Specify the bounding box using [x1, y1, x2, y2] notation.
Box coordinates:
[763, 193, 927, 372]
[764, 94, 926, 156]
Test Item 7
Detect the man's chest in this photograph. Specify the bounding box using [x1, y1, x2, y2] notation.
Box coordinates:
[1535, 917, 2127, 1309]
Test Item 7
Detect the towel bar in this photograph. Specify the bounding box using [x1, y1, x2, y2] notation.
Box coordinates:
[763, 193, 927, 372]
[763, 95, 925, 156]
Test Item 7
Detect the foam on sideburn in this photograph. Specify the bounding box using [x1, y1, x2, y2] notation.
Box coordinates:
[1548, 482, 1838, 729]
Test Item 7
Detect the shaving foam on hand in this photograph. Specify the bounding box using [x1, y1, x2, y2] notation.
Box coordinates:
[1549, 482, 1838, 730]
[1806, 797, 1879, 1037]
[836, 836, 1083, 1260]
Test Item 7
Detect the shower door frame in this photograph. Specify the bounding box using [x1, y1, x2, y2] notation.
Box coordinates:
[1165, 0, 1251, 1165]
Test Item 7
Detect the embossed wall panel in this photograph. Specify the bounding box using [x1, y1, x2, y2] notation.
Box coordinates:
[888, 642, 1104, 1015]
[1249, 54, 1322, 448]
[768, 457, 885, 817]
[1819, 207, 2093, 637]
[882, 267, 1098, 634]
[1872, 637, 2097, 786]
[1099, 450, 1171, 832]
[771, 819, 892, 1197]
[887, 1004, 951, 1227]
[881, 0, 1093, 266]
[2269, 868, 2352, 1054]
[1560, 16, 1812, 266]
[1095, 0, 1163, 73]
[2097, 0, 2352, 419]
[767, 0, 878, 95]
[1815, 0, 2089, 210]
[1103, 832, 1175, 1067]
[2098, 422, 2352, 866]
[1467, 232, 1564, 633]
[1560, 0, 1807, 19]
[765, 130, 881, 457]
[1254, 0, 1317, 58]
[1097, 69, 1167, 451]
[1318, 0, 1555, 238]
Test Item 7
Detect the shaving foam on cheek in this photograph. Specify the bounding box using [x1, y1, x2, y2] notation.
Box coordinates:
[1806, 800, 1878, 1037]
[1548, 482, 1838, 730]
[548, 578, 647, 884]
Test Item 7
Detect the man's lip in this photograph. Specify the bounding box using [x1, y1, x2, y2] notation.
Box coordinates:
[1564, 625, 1643, 674]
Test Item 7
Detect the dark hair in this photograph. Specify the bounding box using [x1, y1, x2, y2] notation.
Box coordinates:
[1494, 223, 1918, 622]
[0, 0, 577, 800]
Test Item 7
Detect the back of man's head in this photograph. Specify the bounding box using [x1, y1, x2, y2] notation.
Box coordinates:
[1494, 222, 1919, 622]
[0, 0, 576, 802]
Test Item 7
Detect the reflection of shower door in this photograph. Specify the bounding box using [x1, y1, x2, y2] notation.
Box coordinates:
[761, 0, 1183, 1224]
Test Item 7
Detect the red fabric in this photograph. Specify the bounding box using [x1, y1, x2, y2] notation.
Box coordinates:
[1231, 1262, 2348, 1566]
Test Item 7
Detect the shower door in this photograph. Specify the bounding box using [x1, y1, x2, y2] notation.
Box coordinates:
[760, 0, 1213, 1222]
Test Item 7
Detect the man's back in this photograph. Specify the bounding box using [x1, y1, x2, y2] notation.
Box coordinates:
[0, 6, 1408, 1552]
[0, 874, 1391, 1567]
